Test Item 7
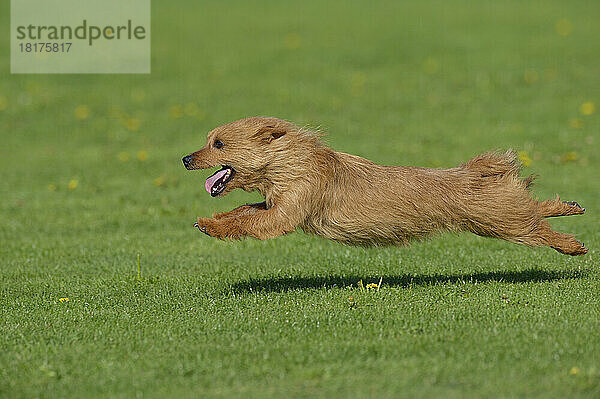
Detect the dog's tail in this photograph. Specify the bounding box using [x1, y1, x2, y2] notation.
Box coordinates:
[461, 150, 534, 188]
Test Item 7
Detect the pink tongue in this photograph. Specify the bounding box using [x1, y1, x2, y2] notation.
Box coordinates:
[205, 169, 228, 193]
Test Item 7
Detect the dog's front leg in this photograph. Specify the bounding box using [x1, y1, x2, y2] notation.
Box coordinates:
[212, 202, 267, 220]
[195, 203, 302, 241]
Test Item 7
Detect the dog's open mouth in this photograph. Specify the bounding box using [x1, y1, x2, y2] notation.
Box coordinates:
[205, 166, 235, 197]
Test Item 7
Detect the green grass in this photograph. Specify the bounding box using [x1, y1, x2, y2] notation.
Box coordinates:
[1, 0, 599, 397]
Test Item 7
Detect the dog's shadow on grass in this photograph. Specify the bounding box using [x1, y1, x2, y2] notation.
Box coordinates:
[230, 268, 587, 293]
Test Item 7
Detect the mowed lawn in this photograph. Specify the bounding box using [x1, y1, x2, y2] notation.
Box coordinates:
[1, 0, 599, 398]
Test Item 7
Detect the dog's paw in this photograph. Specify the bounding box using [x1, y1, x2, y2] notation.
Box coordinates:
[564, 201, 585, 213]
[194, 217, 240, 240]
[194, 218, 214, 237]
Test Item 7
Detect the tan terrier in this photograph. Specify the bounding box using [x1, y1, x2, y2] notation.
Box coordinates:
[182, 117, 587, 255]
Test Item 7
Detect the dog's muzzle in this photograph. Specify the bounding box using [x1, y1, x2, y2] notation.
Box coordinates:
[182, 155, 193, 169]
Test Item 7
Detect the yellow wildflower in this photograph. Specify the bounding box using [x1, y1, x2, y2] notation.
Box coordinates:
[580, 102, 595, 116]
[137, 150, 148, 161]
[153, 175, 167, 187]
[67, 179, 79, 190]
[523, 70, 538, 85]
[284, 33, 301, 50]
[74, 105, 90, 120]
[347, 296, 356, 308]
[569, 118, 583, 129]
[555, 19, 573, 36]
[561, 151, 578, 163]
[569, 366, 580, 375]
[366, 277, 383, 290]
[169, 105, 183, 119]
[518, 151, 532, 167]
[59, 297, 69, 302]
[125, 118, 141, 131]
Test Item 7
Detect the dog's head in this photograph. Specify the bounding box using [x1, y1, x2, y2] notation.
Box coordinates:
[182, 116, 302, 197]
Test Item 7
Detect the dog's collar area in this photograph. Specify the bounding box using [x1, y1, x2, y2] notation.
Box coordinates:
[205, 165, 235, 197]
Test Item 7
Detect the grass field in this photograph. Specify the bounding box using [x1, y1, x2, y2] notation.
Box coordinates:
[1, 0, 599, 397]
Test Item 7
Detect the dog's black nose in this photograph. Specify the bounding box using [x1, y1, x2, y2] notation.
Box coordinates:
[182, 155, 193, 168]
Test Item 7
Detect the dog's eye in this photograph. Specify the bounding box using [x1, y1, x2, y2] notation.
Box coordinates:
[213, 140, 224, 149]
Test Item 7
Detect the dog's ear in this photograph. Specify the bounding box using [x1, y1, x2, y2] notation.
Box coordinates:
[254, 125, 287, 143]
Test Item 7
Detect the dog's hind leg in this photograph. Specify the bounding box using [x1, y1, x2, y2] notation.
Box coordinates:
[523, 220, 588, 256]
[538, 197, 585, 218]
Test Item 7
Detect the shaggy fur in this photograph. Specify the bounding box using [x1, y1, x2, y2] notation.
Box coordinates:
[182, 117, 587, 256]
